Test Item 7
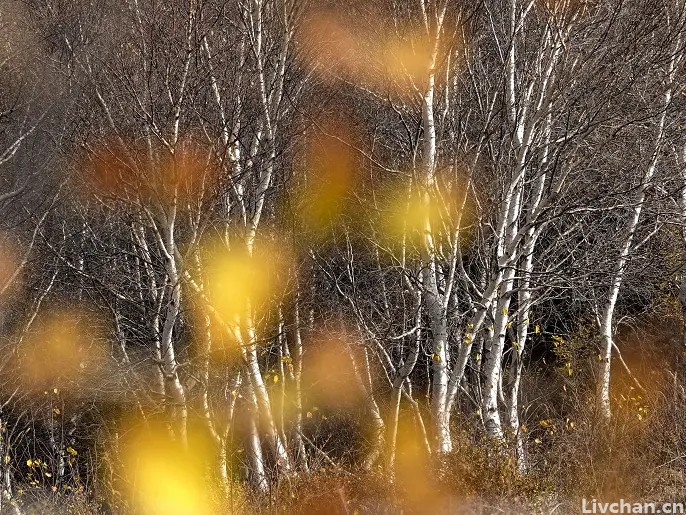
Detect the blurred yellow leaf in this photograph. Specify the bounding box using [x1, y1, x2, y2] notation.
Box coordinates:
[121, 424, 216, 515]
[201, 240, 288, 326]
[295, 126, 357, 234]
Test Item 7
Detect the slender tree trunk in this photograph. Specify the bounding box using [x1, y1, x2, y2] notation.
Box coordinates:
[482, 269, 517, 441]
[352, 347, 385, 469]
[597, 43, 676, 420]
[158, 206, 187, 444]
[245, 398, 268, 493]
[239, 316, 292, 472]
[285, 295, 308, 471]
[508, 229, 537, 471]
[420, 8, 452, 453]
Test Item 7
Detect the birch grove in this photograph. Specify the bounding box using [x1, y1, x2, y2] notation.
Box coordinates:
[1, 0, 686, 512]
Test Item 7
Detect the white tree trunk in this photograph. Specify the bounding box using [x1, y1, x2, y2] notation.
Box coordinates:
[246, 399, 268, 493]
[597, 36, 677, 421]
[239, 317, 292, 472]
[420, 5, 452, 453]
[285, 296, 308, 471]
[508, 229, 537, 471]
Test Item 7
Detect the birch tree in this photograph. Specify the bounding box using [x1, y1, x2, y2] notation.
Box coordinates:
[596, 2, 684, 422]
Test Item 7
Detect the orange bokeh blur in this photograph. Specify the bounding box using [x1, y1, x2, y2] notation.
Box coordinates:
[394, 414, 440, 513]
[300, 9, 446, 96]
[293, 121, 359, 236]
[17, 308, 108, 395]
[80, 138, 216, 205]
[303, 334, 364, 409]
